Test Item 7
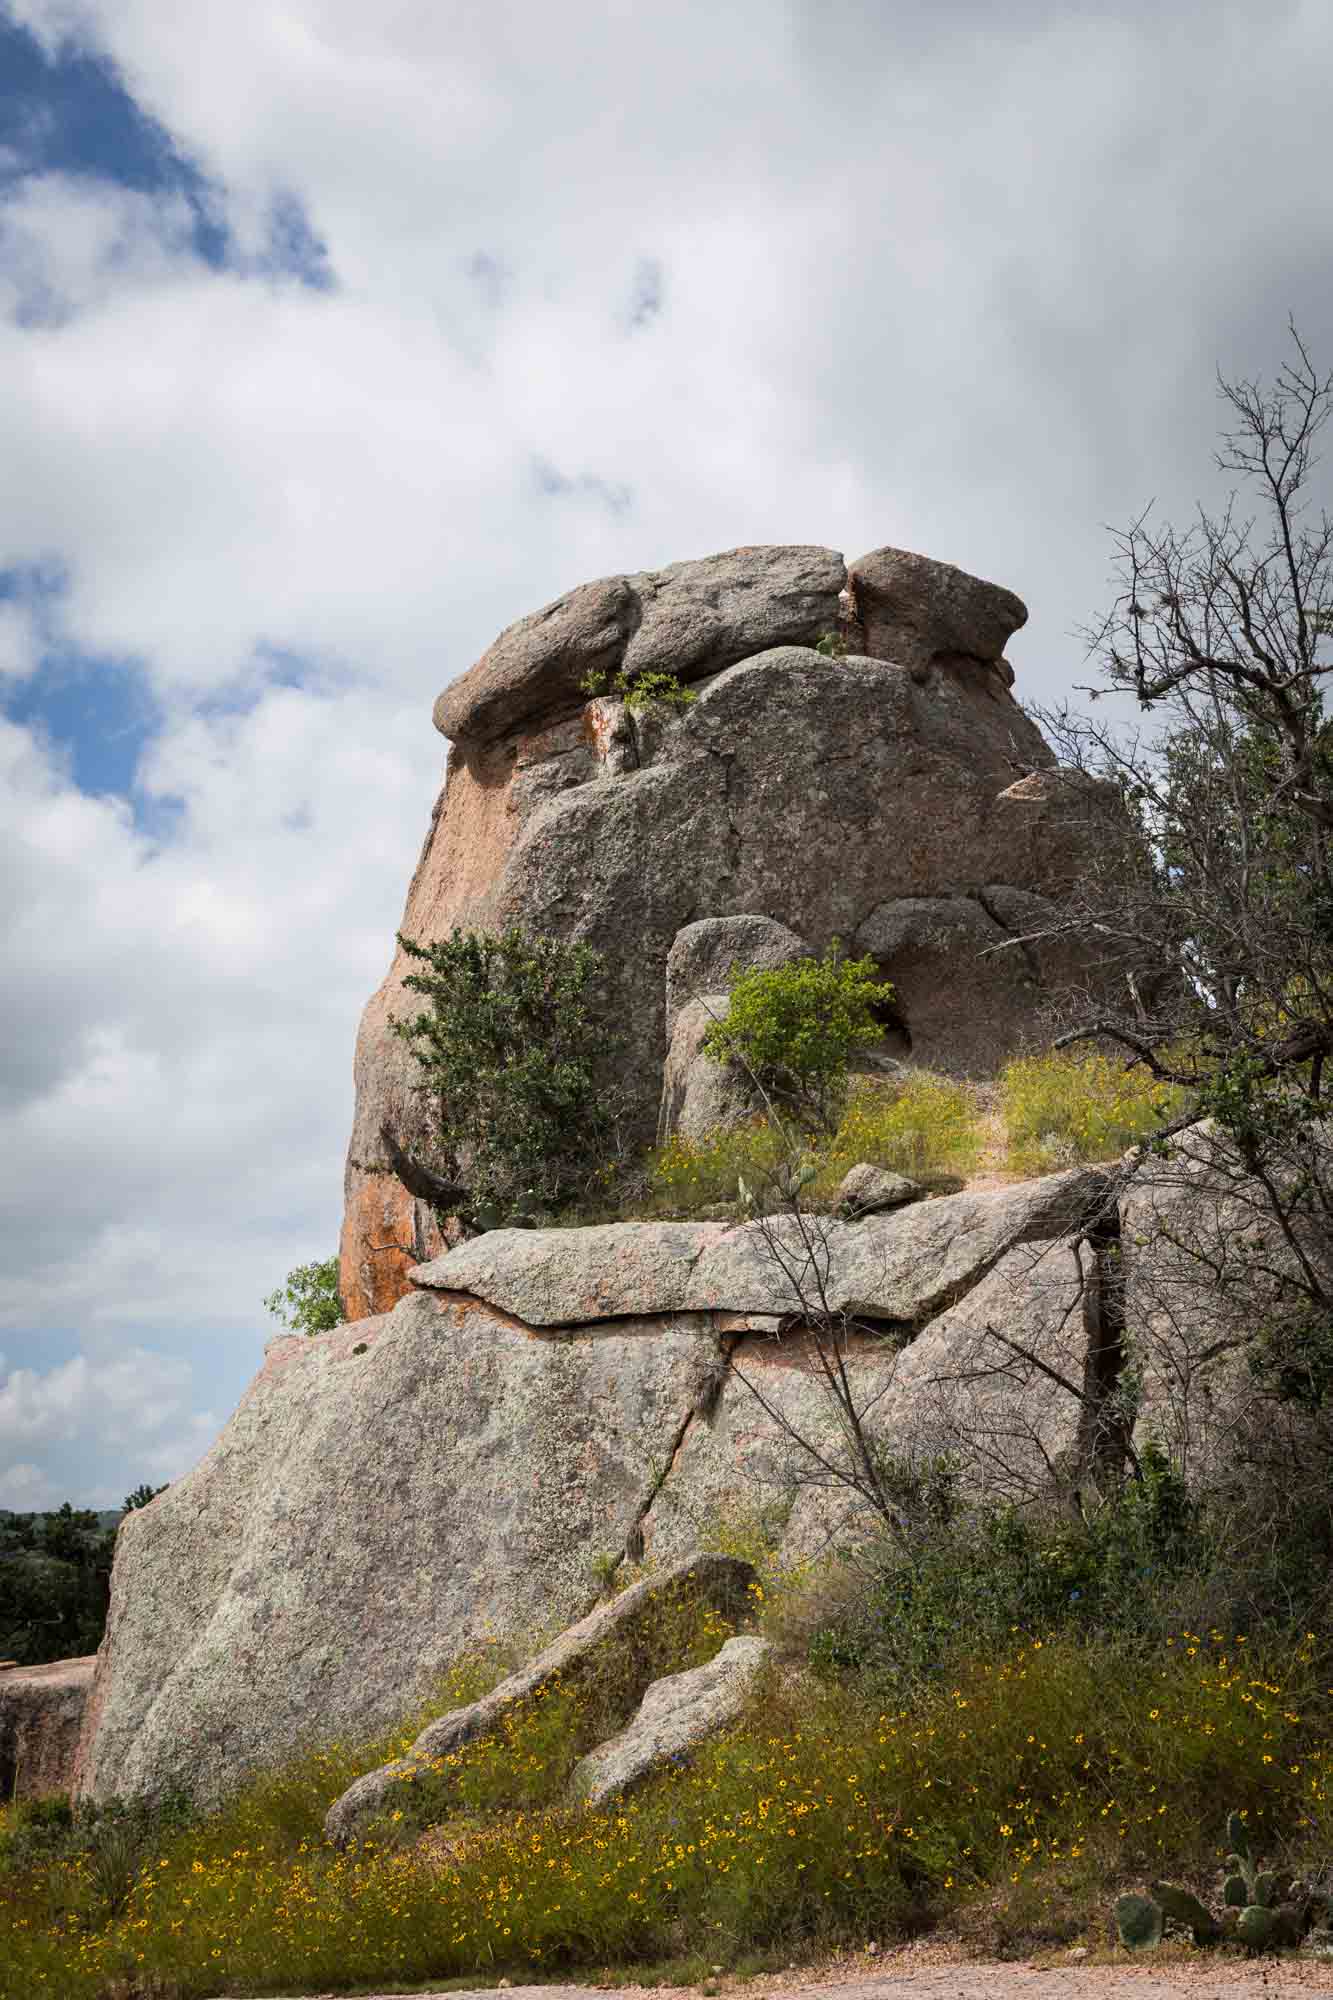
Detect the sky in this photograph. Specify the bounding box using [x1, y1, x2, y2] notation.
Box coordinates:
[1, 0, 1332, 1508]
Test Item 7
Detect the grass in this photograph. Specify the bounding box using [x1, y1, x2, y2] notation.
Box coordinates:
[641, 1049, 1189, 1221]
[643, 1072, 982, 1218]
[1000, 1047, 1188, 1175]
[2, 1614, 1331, 1997]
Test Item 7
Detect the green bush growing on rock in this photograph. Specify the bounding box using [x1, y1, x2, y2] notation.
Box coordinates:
[263, 1256, 344, 1337]
[702, 944, 896, 1136]
[578, 665, 697, 713]
[390, 926, 624, 1224]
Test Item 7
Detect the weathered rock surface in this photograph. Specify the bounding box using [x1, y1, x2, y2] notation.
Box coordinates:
[844, 546, 1028, 679]
[80, 1161, 1115, 1808]
[659, 994, 752, 1143]
[341, 541, 1102, 1322]
[854, 895, 1039, 1075]
[568, 1633, 771, 1808]
[1119, 1123, 1333, 1483]
[324, 1554, 756, 1844]
[0, 1656, 94, 1800]
[433, 546, 845, 747]
[409, 1167, 1110, 1329]
[836, 1164, 924, 1215]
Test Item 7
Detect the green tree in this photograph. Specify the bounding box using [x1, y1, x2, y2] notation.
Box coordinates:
[384, 926, 623, 1225]
[263, 1257, 345, 1337]
[702, 944, 896, 1135]
[123, 1483, 167, 1512]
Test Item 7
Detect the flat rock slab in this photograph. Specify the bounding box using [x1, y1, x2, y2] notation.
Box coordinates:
[570, 1633, 770, 1807]
[410, 1168, 1110, 1327]
[325, 1553, 756, 1845]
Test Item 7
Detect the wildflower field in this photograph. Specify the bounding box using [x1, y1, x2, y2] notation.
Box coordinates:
[3, 1615, 1331, 1999]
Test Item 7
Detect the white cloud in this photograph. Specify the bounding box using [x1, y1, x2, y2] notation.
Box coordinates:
[0, 1460, 54, 1506]
[2, 0, 1333, 1505]
[0, 1347, 190, 1445]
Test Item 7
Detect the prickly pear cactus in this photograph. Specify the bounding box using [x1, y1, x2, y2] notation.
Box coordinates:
[1237, 1904, 1276, 1948]
[1223, 1873, 1249, 1907]
[1227, 1811, 1252, 1861]
[1151, 1882, 1221, 1944]
[1252, 1870, 1279, 1909]
[1114, 1892, 1164, 1951]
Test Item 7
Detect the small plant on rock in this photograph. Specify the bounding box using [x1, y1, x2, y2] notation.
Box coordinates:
[578, 665, 697, 713]
[702, 944, 896, 1136]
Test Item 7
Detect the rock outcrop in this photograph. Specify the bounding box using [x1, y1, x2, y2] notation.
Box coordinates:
[0, 1656, 94, 1801]
[78, 1169, 1108, 1809]
[341, 541, 1104, 1322]
[568, 1633, 771, 1809]
[325, 1553, 756, 1843]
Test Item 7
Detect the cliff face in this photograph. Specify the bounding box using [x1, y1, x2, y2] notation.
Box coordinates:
[341, 541, 1092, 1322]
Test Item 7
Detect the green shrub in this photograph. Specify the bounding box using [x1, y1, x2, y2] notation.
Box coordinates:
[578, 665, 697, 713]
[390, 926, 623, 1223]
[262, 1255, 344, 1336]
[807, 1448, 1207, 1694]
[703, 944, 896, 1135]
[1000, 1048, 1187, 1173]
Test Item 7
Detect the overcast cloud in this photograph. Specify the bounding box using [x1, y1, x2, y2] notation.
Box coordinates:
[2, 0, 1331, 1504]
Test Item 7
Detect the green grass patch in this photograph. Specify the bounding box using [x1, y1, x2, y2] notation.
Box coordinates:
[999, 1048, 1188, 1173]
[644, 1073, 982, 1218]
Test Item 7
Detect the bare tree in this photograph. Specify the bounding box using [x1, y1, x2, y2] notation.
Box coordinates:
[981, 324, 1333, 1433]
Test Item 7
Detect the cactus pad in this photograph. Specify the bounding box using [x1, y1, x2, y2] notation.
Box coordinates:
[1115, 1893, 1164, 1951]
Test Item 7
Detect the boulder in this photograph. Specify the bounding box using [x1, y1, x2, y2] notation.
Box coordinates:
[341, 541, 1101, 1322]
[836, 1163, 923, 1215]
[854, 895, 1038, 1076]
[664, 915, 809, 1039]
[568, 1633, 771, 1808]
[434, 546, 845, 747]
[1119, 1123, 1333, 1484]
[844, 545, 1028, 678]
[0, 1656, 95, 1801]
[324, 1553, 756, 1844]
[658, 994, 756, 1144]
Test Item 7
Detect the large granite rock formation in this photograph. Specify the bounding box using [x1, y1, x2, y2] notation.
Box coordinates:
[341, 541, 1103, 1321]
[76, 1168, 1108, 1808]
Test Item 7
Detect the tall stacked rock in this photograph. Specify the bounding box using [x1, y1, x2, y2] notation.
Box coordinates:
[341, 542, 1102, 1320]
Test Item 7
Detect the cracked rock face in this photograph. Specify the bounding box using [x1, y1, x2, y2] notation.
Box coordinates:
[342, 541, 1103, 1322]
[79, 1169, 1107, 1809]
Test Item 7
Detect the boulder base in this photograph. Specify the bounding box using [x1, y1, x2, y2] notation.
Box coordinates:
[1, 1656, 94, 1801]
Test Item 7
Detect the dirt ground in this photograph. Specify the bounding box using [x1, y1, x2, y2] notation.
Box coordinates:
[247, 1935, 1333, 2000]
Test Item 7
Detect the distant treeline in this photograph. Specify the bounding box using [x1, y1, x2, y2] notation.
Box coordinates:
[0, 1488, 165, 1667]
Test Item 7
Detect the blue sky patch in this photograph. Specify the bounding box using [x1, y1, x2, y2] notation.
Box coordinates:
[0, 13, 332, 287]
